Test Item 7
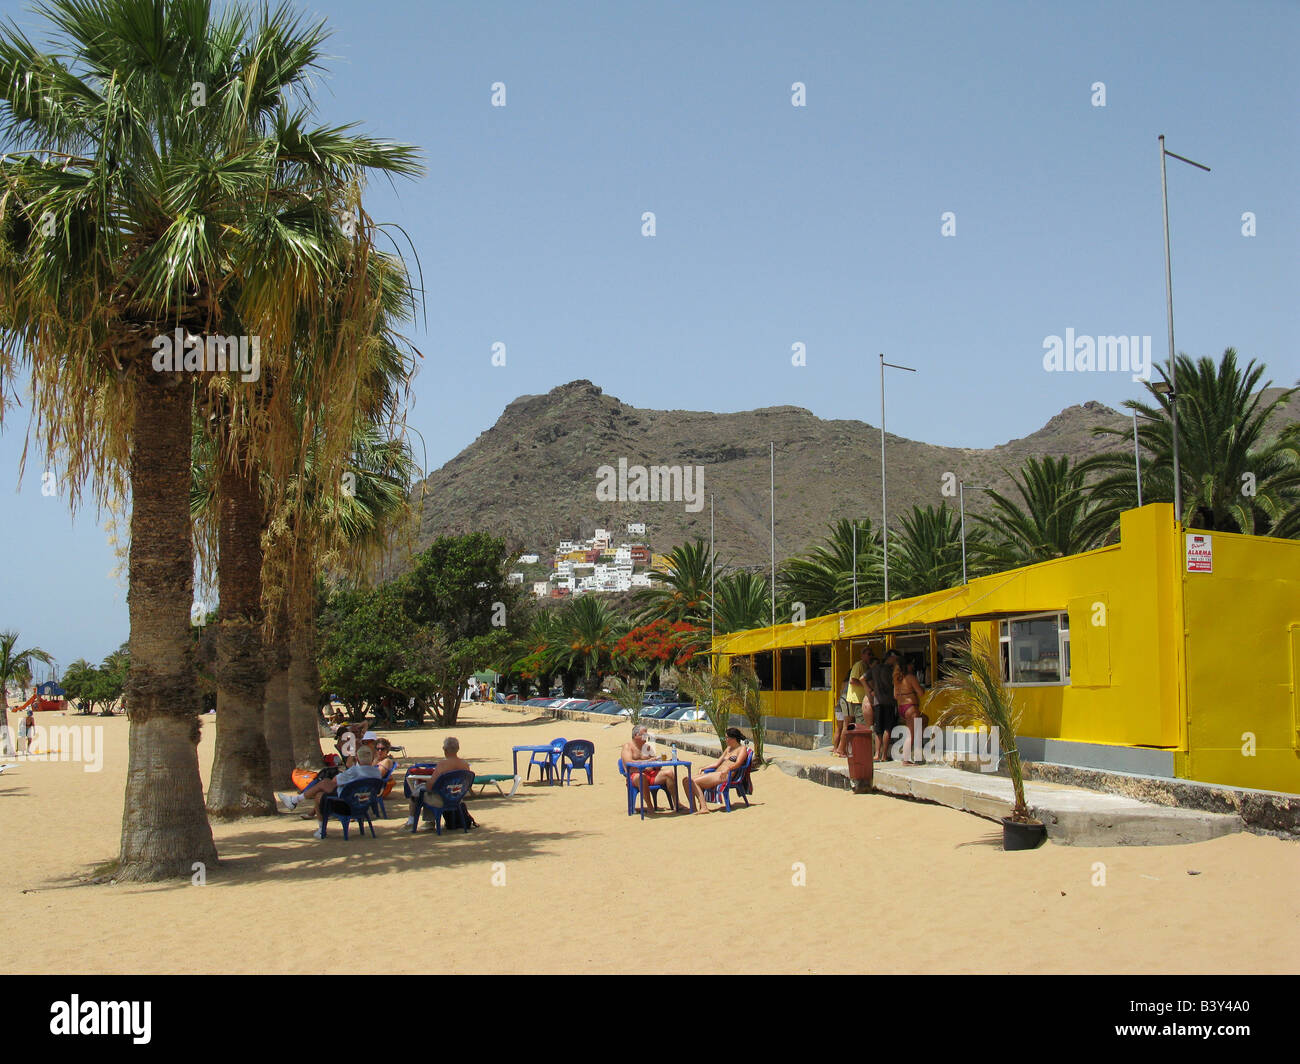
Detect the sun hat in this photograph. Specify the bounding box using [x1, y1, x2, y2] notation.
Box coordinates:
[362, 731, 378, 741]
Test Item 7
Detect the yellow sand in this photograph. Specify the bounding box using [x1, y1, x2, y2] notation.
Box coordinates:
[3, 705, 1297, 974]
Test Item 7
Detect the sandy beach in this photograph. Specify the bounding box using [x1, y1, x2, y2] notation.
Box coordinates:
[3, 704, 1297, 975]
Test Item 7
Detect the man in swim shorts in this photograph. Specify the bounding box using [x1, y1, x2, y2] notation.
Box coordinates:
[622, 724, 680, 812]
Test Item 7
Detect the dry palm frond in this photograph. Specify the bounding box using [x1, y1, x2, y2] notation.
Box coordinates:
[933, 635, 1030, 821]
[677, 666, 730, 747]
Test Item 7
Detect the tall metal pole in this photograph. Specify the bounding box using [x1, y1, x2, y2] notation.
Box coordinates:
[880, 353, 916, 603]
[1159, 135, 1181, 524]
[852, 523, 857, 609]
[770, 442, 776, 631]
[710, 493, 715, 648]
[960, 481, 990, 585]
[959, 481, 967, 586]
[880, 356, 887, 601]
[1132, 411, 1143, 508]
[1159, 135, 1210, 526]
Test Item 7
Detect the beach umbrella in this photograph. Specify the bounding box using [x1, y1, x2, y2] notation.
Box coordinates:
[472, 670, 498, 683]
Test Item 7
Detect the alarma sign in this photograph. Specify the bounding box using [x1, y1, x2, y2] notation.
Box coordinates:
[1186, 534, 1213, 573]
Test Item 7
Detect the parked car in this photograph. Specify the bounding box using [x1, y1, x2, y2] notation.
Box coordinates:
[664, 706, 704, 721]
[639, 703, 681, 720]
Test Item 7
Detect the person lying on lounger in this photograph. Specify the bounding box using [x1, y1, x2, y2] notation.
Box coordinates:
[685, 728, 750, 814]
[405, 737, 472, 828]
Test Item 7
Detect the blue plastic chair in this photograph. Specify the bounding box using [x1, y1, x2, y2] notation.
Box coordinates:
[560, 740, 595, 785]
[618, 758, 676, 819]
[413, 769, 475, 835]
[527, 737, 566, 785]
[701, 748, 756, 812]
[318, 778, 380, 839]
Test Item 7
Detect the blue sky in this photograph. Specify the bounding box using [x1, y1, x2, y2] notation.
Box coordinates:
[2, 0, 1297, 671]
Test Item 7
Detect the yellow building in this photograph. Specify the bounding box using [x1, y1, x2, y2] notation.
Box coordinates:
[711, 504, 1300, 795]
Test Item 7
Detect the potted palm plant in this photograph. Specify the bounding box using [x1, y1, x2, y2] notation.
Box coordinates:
[606, 674, 647, 728]
[678, 666, 730, 749]
[935, 636, 1046, 850]
[721, 660, 766, 767]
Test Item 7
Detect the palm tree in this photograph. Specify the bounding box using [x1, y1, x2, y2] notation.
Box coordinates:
[283, 424, 416, 767]
[62, 657, 97, 713]
[553, 595, 627, 696]
[934, 636, 1030, 823]
[509, 607, 563, 700]
[0, 0, 421, 878]
[780, 518, 881, 615]
[1273, 489, 1300, 540]
[633, 539, 716, 625]
[677, 665, 730, 747]
[0, 630, 53, 756]
[971, 456, 1109, 571]
[720, 658, 765, 766]
[606, 674, 647, 726]
[891, 503, 970, 597]
[1087, 351, 1300, 534]
[712, 569, 772, 634]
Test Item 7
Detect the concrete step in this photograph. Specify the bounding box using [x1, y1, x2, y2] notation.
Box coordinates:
[649, 730, 1244, 847]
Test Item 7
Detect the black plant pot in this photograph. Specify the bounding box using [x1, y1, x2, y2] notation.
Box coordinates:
[1001, 817, 1047, 850]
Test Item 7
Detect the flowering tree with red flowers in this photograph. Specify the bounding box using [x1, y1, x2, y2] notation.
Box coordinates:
[613, 619, 706, 679]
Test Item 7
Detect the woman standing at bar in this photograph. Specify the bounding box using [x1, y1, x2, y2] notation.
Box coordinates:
[894, 660, 928, 765]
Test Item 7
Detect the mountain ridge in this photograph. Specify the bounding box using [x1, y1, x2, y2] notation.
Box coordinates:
[406, 380, 1296, 568]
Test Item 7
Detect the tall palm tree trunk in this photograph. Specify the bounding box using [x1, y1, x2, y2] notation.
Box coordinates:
[263, 607, 294, 789]
[288, 576, 324, 768]
[119, 376, 218, 880]
[207, 450, 275, 817]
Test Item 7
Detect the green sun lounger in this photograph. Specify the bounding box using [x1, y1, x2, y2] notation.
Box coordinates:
[474, 773, 520, 797]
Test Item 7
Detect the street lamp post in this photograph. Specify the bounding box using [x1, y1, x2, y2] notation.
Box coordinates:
[1159, 134, 1210, 525]
[880, 353, 917, 603]
[959, 481, 990, 586]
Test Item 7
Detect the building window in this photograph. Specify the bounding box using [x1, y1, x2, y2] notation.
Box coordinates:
[752, 651, 774, 691]
[999, 613, 1070, 686]
[810, 645, 832, 690]
[779, 648, 806, 691]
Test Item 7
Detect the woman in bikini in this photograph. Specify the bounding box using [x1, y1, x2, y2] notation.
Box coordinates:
[893, 660, 927, 765]
[687, 728, 751, 813]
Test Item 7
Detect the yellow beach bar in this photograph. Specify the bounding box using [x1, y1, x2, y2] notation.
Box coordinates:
[711, 503, 1300, 795]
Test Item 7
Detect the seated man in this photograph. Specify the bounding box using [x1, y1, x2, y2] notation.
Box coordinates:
[277, 745, 382, 837]
[621, 725, 680, 812]
[405, 737, 473, 829]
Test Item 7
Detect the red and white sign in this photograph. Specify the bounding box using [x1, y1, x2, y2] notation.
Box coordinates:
[1186, 534, 1213, 573]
